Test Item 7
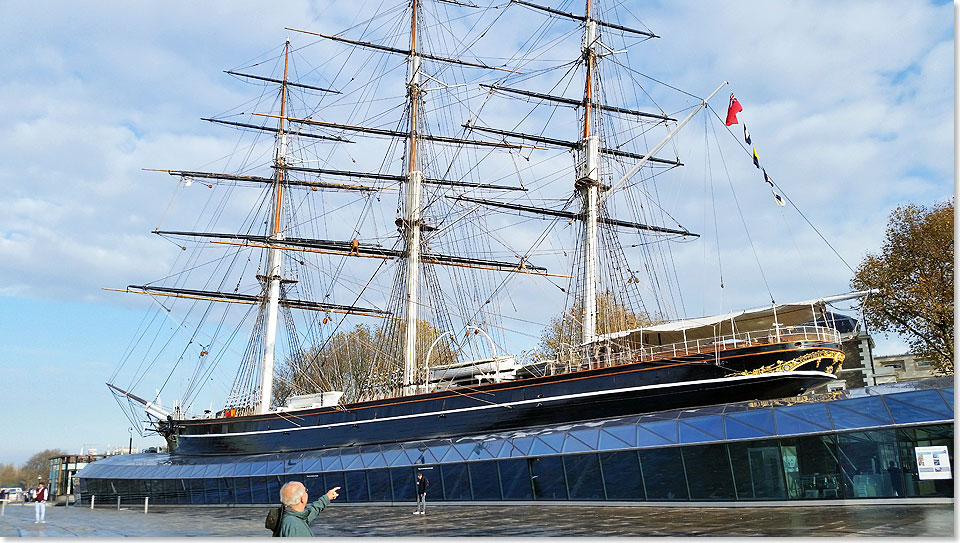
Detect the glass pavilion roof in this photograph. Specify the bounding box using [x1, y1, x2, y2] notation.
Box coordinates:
[79, 377, 954, 480]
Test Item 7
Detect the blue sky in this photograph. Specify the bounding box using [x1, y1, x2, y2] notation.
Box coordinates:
[0, 0, 953, 466]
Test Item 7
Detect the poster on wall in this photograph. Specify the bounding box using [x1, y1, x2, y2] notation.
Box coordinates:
[914, 446, 952, 480]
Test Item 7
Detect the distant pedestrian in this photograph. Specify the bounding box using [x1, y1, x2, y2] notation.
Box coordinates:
[413, 471, 429, 515]
[277, 481, 339, 537]
[34, 482, 48, 524]
[887, 461, 904, 497]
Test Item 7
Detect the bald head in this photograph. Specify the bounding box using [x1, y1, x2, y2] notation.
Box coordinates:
[280, 481, 306, 506]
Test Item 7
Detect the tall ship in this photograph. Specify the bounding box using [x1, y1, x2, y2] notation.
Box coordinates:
[107, 0, 858, 457]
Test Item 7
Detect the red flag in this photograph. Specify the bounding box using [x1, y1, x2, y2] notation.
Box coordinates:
[725, 93, 743, 126]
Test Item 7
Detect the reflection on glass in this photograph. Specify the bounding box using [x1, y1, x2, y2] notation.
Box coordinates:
[837, 430, 900, 498]
[345, 470, 368, 502]
[468, 461, 502, 500]
[441, 463, 471, 500]
[367, 469, 392, 502]
[638, 448, 687, 501]
[729, 440, 786, 500]
[779, 435, 840, 500]
[599, 451, 644, 501]
[530, 456, 567, 500]
[897, 424, 954, 498]
[563, 454, 604, 500]
[498, 458, 533, 500]
[389, 466, 416, 502]
[682, 444, 735, 500]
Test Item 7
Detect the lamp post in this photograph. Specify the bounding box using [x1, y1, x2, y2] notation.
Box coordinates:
[127, 427, 134, 454]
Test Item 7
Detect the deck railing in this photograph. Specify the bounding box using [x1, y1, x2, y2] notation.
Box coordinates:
[551, 325, 842, 374]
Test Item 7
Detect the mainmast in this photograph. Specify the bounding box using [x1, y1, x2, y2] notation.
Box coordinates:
[578, 0, 600, 346]
[401, 1, 424, 395]
[258, 38, 292, 414]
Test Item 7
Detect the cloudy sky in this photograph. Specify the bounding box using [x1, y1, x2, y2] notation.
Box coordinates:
[0, 0, 953, 466]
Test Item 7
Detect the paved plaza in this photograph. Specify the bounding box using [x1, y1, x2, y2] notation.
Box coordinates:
[0, 501, 953, 537]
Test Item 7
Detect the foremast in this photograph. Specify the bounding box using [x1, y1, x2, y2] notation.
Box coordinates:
[258, 38, 293, 414]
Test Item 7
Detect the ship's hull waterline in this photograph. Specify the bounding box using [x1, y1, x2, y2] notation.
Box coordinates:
[163, 342, 840, 456]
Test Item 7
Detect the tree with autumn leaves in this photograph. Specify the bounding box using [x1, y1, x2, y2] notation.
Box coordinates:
[851, 199, 954, 375]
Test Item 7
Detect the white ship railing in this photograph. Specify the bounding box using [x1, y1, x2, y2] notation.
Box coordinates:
[553, 325, 842, 374]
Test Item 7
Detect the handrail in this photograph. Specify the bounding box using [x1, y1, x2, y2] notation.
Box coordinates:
[552, 325, 842, 374]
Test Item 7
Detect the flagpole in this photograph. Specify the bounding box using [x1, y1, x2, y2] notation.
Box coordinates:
[598, 81, 727, 206]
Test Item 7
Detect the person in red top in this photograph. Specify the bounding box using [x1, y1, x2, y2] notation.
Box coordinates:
[34, 482, 48, 524]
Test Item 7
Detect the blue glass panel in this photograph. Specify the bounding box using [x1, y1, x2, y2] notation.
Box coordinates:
[561, 433, 596, 453]
[638, 448, 687, 500]
[367, 469, 392, 502]
[344, 471, 368, 502]
[939, 388, 953, 411]
[498, 458, 532, 500]
[727, 408, 775, 435]
[463, 442, 497, 460]
[203, 464, 222, 477]
[404, 447, 438, 465]
[249, 462, 269, 476]
[419, 448, 440, 464]
[886, 390, 952, 419]
[429, 446, 453, 463]
[678, 421, 720, 444]
[774, 410, 831, 436]
[485, 440, 508, 459]
[302, 473, 323, 498]
[389, 467, 417, 501]
[530, 456, 567, 500]
[564, 454, 604, 500]
[598, 451, 644, 500]
[440, 463, 471, 500]
[885, 395, 951, 425]
[683, 444, 735, 500]
[724, 417, 771, 440]
[283, 458, 303, 474]
[233, 462, 254, 476]
[361, 452, 387, 468]
[323, 472, 345, 500]
[300, 457, 323, 473]
[828, 402, 891, 431]
[635, 427, 674, 448]
[264, 461, 284, 475]
[452, 442, 478, 461]
[828, 396, 892, 430]
[774, 403, 832, 434]
[320, 455, 343, 471]
[639, 420, 678, 445]
[440, 446, 464, 463]
[530, 433, 564, 455]
[599, 425, 637, 449]
[680, 416, 724, 439]
[342, 454, 363, 470]
[468, 461, 502, 500]
[510, 436, 535, 456]
[382, 448, 406, 466]
[568, 428, 600, 449]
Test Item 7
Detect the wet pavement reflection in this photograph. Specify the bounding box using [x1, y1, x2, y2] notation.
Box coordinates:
[0, 501, 953, 537]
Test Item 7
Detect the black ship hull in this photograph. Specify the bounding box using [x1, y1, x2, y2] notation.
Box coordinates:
[164, 341, 840, 456]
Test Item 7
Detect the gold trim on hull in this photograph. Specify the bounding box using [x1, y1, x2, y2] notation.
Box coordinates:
[731, 350, 845, 377]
